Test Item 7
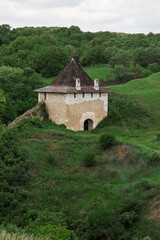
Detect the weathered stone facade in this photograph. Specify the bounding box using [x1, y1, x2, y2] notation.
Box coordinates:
[35, 58, 110, 131]
[38, 92, 108, 131]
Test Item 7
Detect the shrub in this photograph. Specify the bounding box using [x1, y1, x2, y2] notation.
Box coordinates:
[156, 134, 160, 142]
[147, 152, 160, 166]
[17, 117, 42, 129]
[40, 102, 48, 120]
[133, 237, 152, 240]
[83, 151, 96, 167]
[45, 153, 57, 166]
[99, 133, 116, 150]
[36, 224, 77, 240]
[136, 178, 153, 191]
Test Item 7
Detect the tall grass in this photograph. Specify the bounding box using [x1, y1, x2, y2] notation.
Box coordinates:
[0, 229, 50, 240]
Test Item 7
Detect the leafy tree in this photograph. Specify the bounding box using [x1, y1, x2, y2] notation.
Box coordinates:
[0, 128, 29, 224]
[67, 25, 82, 36]
[0, 66, 43, 122]
[0, 24, 12, 46]
[0, 90, 6, 138]
[29, 46, 69, 77]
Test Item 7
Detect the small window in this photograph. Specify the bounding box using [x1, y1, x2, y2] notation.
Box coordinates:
[82, 93, 85, 98]
[44, 93, 47, 100]
[99, 93, 101, 97]
[74, 93, 76, 98]
[91, 93, 93, 98]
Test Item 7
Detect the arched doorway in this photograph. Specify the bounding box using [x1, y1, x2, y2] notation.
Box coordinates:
[84, 119, 93, 131]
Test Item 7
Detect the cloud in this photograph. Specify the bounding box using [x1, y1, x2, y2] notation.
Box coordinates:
[0, 0, 160, 33]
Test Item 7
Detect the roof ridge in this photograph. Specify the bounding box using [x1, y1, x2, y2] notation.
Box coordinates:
[50, 58, 94, 87]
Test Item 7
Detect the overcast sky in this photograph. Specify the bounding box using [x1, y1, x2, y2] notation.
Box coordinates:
[0, 0, 160, 33]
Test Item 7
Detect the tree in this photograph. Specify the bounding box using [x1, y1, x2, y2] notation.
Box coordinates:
[29, 46, 69, 77]
[0, 90, 6, 138]
[0, 24, 12, 46]
[0, 66, 43, 122]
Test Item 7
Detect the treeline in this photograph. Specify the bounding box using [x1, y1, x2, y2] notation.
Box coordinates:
[1, 24, 160, 79]
[1, 24, 160, 123]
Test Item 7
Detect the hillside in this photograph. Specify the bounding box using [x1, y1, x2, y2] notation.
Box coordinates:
[1, 72, 160, 240]
[107, 73, 160, 152]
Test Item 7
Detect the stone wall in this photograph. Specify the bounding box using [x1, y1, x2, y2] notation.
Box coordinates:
[38, 92, 108, 131]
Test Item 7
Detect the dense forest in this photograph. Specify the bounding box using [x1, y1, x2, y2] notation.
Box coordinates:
[0, 24, 160, 240]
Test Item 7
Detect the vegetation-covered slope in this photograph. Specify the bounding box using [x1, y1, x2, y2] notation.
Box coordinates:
[1, 71, 160, 240]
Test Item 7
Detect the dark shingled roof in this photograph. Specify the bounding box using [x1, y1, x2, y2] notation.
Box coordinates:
[35, 58, 110, 93]
[50, 58, 94, 87]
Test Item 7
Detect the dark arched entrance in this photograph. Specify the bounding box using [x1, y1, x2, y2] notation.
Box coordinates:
[84, 119, 93, 131]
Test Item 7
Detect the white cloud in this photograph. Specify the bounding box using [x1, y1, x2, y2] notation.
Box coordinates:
[0, 0, 160, 33]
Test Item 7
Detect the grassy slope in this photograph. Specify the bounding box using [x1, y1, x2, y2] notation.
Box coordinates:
[17, 122, 160, 239]
[107, 73, 160, 152]
[12, 72, 160, 239]
[110, 72, 160, 117]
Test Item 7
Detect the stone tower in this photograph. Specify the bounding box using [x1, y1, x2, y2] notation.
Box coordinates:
[35, 58, 110, 131]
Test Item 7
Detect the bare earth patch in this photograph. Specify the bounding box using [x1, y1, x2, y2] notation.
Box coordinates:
[148, 196, 160, 221]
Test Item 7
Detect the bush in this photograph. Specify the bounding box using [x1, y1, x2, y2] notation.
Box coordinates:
[156, 134, 160, 142]
[36, 224, 77, 240]
[83, 151, 96, 167]
[99, 133, 116, 150]
[40, 102, 48, 120]
[136, 178, 153, 191]
[147, 152, 160, 166]
[17, 117, 42, 129]
[45, 152, 57, 166]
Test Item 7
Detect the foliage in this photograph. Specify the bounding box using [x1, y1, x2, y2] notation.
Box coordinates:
[1, 25, 160, 83]
[147, 152, 160, 166]
[83, 149, 96, 167]
[29, 46, 69, 77]
[0, 90, 6, 137]
[0, 90, 6, 121]
[97, 93, 150, 129]
[40, 102, 49, 120]
[99, 133, 116, 150]
[17, 117, 43, 130]
[1, 24, 160, 240]
[0, 128, 29, 224]
[36, 224, 77, 240]
[0, 66, 43, 122]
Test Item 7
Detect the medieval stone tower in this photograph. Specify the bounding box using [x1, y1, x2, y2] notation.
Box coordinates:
[35, 58, 110, 131]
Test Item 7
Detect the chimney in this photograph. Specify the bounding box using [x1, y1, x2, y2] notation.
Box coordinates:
[94, 79, 99, 90]
[75, 78, 81, 90]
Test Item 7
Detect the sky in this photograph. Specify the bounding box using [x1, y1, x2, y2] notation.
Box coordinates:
[0, 0, 160, 33]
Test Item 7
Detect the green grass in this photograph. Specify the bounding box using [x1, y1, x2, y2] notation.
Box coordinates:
[2, 69, 160, 240]
[83, 64, 114, 83]
[10, 117, 160, 239]
[110, 72, 160, 117]
[0, 229, 50, 240]
[98, 72, 160, 152]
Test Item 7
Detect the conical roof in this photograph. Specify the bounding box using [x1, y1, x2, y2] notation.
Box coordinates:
[35, 58, 110, 93]
[50, 58, 94, 87]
